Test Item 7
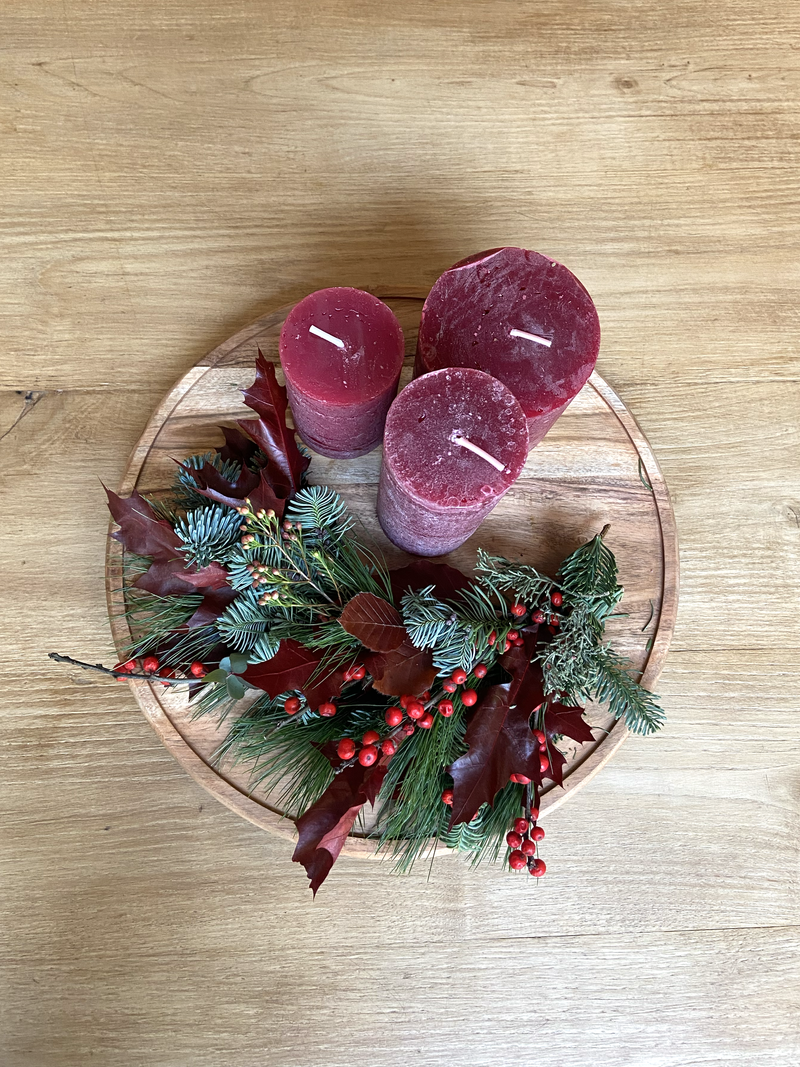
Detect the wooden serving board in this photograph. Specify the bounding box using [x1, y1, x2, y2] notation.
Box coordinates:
[106, 293, 679, 858]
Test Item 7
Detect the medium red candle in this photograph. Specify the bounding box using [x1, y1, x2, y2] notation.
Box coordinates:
[279, 287, 405, 458]
[377, 368, 529, 556]
[414, 247, 600, 448]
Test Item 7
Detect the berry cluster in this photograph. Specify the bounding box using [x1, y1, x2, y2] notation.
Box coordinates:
[336, 727, 398, 767]
[113, 657, 207, 685]
[506, 810, 546, 877]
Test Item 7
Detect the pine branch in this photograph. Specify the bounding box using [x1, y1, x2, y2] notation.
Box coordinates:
[591, 648, 664, 735]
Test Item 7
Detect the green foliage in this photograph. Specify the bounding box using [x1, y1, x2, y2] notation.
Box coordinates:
[175, 504, 242, 568]
[173, 452, 243, 509]
[401, 584, 506, 676]
[475, 548, 554, 603]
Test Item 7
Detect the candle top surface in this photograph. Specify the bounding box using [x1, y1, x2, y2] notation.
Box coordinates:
[383, 368, 528, 509]
[280, 287, 405, 404]
[417, 247, 600, 417]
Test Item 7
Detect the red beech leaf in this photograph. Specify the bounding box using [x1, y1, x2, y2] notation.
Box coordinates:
[293, 760, 389, 894]
[447, 631, 547, 828]
[105, 487, 182, 561]
[239, 351, 310, 497]
[339, 592, 406, 652]
[389, 560, 471, 604]
[364, 637, 438, 698]
[241, 640, 322, 698]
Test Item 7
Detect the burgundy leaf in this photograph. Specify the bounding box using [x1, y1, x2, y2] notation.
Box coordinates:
[241, 640, 323, 698]
[364, 637, 438, 698]
[180, 459, 260, 502]
[293, 760, 389, 895]
[189, 462, 289, 518]
[300, 663, 348, 711]
[545, 702, 595, 745]
[134, 559, 231, 599]
[339, 592, 406, 653]
[186, 587, 238, 628]
[447, 632, 546, 828]
[217, 425, 261, 466]
[105, 487, 182, 561]
[389, 560, 471, 604]
[239, 351, 309, 496]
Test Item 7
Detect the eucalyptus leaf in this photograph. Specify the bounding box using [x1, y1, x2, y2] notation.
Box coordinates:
[226, 674, 246, 700]
[203, 668, 229, 684]
[228, 652, 250, 675]
[218, 655, 232, 673]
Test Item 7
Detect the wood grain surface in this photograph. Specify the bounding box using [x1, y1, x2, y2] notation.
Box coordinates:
[105, 295, 678, 849]
[1, 3, 799, 1066]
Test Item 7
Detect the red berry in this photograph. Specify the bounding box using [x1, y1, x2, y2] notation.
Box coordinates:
[421, 690, 431, 700]
[441, 789, 454, 805]
[513, 817, 529, 835]
[510, 773, 531, 785]
[113, 661, 132, 674]
[521, 838, 536, 856]
[533, 729, 546, 745]
[343, 667, 354, 681]
[385, 706, 404, 727]
[189, 661, 206, 678]
[358, 744, 378, 767]
[509, 850, 527, 871]
[531, 825, 545, 841]
[506, 831, 523, 849]
[507, 630, 519, 641]
[530, 807, 540, 821]
[540, 755, 550, 773]
[513, 637, 525, 647]
[318, 701, 337, 717]
[451, 668, 467, 685]
[403, 722, 415, 736]
[551, 591, 563, 607]
[284, 696, 301, 715]
[443, 680, 457, 693]
[511, 603, 526, 617]
[337, 738, 356, 760]
[362, 729, 380, 746]
[488, 631, 497, 646]
[530, 858, 546, 877]
[142, 656, 159, 673]
[438, 699, 454, 717]
[461, 689, 478, 707]
[406, 700, 425, 720]
[351, 665, 366, 681]
[549, 615, 559, 627]
[548, 625, 558, 634]
[473, 663, 488, 679]
[381, 739, 397, 756]
[503, 640, 511, 652]
[158, 667, 175, 687]
[399, 694, 412, 709]
[418, 712, 434, 729]
[532, 610, 546, 624]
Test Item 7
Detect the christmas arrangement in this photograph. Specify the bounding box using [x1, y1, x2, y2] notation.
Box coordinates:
[53, 249, 666, 894]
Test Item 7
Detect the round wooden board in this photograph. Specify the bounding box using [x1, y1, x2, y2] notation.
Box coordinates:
[106, 292, 679, 858]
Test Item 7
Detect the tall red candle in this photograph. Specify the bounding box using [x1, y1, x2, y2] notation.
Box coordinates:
[414, 247, 600, 448]
[377, 368, 529, 556]
[279, 287, 405, 458]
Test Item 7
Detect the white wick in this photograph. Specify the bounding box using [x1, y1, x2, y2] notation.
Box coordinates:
[510, 327, 552, 348]
[450, 433, 507, 473]
[309, 324, 345, 349]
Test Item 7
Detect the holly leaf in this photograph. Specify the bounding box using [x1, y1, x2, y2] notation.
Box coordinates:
[389, 560, 471, 604]
[241, 640, 323, 698]
[239, 351, 310, 497]
[364, 637, 438, 698]
[105, 487, 182, 561]
[339, 592, 406, 653]
[293, 759, 389, 895]
[447, 632, 546, 828]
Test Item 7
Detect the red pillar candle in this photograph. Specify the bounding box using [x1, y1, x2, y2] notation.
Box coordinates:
[377, 368, 529, 556]
[279, 287, 405, 458]
[414, 247, 600, 448]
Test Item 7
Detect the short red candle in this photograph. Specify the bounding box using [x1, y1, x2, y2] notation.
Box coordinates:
[414, 247, 600, 448]
[377, 368, 529, 556]
[279, 287, 405, 458]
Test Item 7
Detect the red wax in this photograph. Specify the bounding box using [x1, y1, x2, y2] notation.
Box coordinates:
[279, 287, 405, 458]
[377, 368, 529, 556]
[414, 248, 600, 448]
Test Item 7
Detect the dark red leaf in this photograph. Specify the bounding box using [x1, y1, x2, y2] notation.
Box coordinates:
[545, 702, 595, 745]
[300, 663, 348, 711]
[188, 461, 289, 518]
[217, 425, 261, 467]
[364, 637, 438, 698]
[389, 560, 471, 605]
[447, 632, 546, 828]
[105, 487, 182, 561]
[239, 351, 309, 497]
[293, 759, 389, 895]
[186, 588, 238, 628]
[339, 592, 406, 653]
[134, 559, 231, 599]
[241, 640, 322, 698]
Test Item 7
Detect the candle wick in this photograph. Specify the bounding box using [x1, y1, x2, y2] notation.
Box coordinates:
[510, 327, 552, 348]
[309, 325, 346, 349]
[450, 433, 507, 473]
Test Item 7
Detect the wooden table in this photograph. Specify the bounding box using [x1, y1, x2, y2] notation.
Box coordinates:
[2, 3, 798, 1065]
